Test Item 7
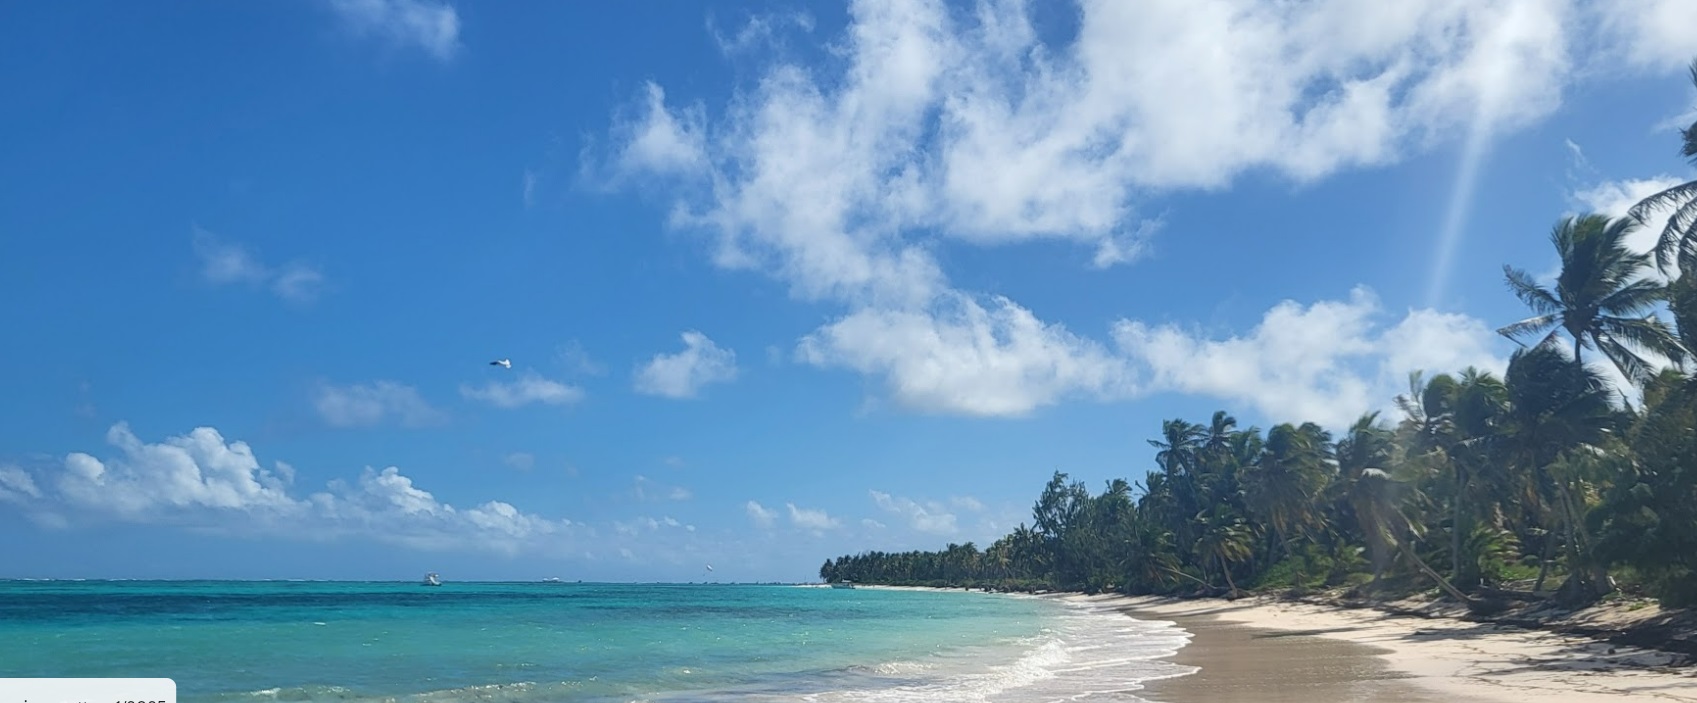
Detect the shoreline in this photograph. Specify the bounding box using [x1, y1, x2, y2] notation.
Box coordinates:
[1082, 593, 1697, 702]
[858, 585, 1697, 700]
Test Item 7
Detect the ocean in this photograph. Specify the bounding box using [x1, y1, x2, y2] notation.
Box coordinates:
[0, 581, 1197, 702]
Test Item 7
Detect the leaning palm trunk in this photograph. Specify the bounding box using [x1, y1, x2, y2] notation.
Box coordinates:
[1219, 554, 1240, 598]
[1398, 539, 1481, 608]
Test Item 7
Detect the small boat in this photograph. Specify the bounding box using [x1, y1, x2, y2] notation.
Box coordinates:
[830, 581, 856, 589]
[423, 572, 442, 587]
[541, 577, 563, 583]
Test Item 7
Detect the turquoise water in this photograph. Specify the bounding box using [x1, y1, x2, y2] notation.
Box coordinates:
[0, 582, 1195, 702]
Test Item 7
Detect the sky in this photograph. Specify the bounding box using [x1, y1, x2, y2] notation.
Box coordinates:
[1, 0, 1695, 583]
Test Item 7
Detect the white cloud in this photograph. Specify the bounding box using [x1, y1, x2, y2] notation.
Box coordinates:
[633, 475, 693, 502]
[615, 83, 709, 177]
[603, 0, 1599, 419]
[503, 452, 535, 471]
[1591, 0, 1697, 70]
[460, 371, 584, 408]
[745, 500, 777, 528]
[786, 502, 841, 531]
[634, 331, 739, 399]
[0, 464, 43, 504]
[327, 0, 461, 62]
[709, 10, 816, 55]
[315, 381, 445, 428]
[58, 423, 300, 518]
[192, 229, 327, 304]
[869, 489, 959, 535]
[798, 292, 1134, 417]
[1113, 286, 1507, 428]
[1572, 175, 1689, 268]
[16, 423, 576, 556]
[949, 495, 985, 512]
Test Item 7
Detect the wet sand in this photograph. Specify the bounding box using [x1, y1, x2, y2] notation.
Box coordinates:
[1131, 602, 1461, 702]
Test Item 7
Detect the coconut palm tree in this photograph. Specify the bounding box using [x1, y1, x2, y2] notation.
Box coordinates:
[1503, 342, 1621, 602]
[1499, 214, 1686, 387]
[1628, 59, 1697, 276]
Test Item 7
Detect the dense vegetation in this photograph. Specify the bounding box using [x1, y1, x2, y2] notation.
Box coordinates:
[820, 62, 1697, 610]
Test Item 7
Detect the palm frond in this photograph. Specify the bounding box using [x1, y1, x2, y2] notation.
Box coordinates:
[1497, 314, 1560, 344]
[1503, 265, 1564, 316]
[1597, 315, 1688, 365]
[1628, 180, 1697, 272]
[1596, 278, 1670, 317]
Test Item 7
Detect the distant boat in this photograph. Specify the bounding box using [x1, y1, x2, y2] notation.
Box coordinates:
[830, 581, 856, 589]
[542, 577, 563, 583]
[423, 572, 442, 587]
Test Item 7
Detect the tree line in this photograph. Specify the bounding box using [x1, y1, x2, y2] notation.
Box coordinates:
[820, 62, 1697, 610]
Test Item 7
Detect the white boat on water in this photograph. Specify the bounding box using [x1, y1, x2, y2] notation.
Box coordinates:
[542, 577, 564, 583]
[423, 572, 442, 587]
[830, 581, 856, 589]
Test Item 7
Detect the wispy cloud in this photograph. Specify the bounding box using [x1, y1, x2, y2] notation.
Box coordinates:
[503, 452, 535, 471]
[315, 381, 446, 428]
[634, 331, 738, 399]
[633, 475, 692, 502]
[745, 500, 777, 529]
[869, 490, 959, 536]
[460, 371, 584, 408]
[785, 503, 840, 532]
[327, 0, 461, 62]
[192, 229, 327, 304]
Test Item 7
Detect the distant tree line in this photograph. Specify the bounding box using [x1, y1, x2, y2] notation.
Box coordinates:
[821, 62, 1697, 610]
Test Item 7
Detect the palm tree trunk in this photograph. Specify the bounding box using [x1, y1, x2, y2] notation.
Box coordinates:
[1452, 465, 1467, 588]
[1398, 539, 1479, 608]
[1533, 528, 1557, 593]
[1219, 554, 1239, 598]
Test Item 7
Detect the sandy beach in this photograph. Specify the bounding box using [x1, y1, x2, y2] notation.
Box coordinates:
[1074, 594, 1697, 702]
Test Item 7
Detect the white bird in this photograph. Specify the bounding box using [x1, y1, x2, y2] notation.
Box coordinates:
[490, 359, 512, 369]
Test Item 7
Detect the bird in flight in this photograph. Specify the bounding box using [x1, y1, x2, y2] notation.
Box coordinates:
[490, 359, 512, 369]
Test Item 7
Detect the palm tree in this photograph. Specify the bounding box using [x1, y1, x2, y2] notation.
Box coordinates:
[1193, 506, 1254, 597]
[1627, 59, 1697, 276]
[1499, 214, 1686, 387]
[1503, 342, 1621, 602]
[1242, 423, 1334, 563]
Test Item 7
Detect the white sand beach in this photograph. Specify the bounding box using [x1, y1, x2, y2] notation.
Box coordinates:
[1079, 594, 1697, 702]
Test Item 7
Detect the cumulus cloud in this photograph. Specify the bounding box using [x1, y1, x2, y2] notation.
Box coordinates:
[192, 229, 327, 304]
[601, 0, 1600, 419]
[745, 500, 777, 528]
[327, 0, 461, 62]
[786, 502, 841, 532]
[315, 381, 445, 428]
[798, 293, 1134, 416]
[7, 423, 573, 555]
[869, 490, 959, 535]
[1591, 0, 1697, 70]
[634, 331, 739, 399]
[1113, 286, 1506, 428]
[460, 371, 584, 408]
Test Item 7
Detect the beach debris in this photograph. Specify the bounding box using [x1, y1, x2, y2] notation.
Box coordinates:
[490, 359, 512, 369]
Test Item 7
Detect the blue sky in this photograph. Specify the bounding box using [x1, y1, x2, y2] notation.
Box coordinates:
[2, 0, 1695, 582]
